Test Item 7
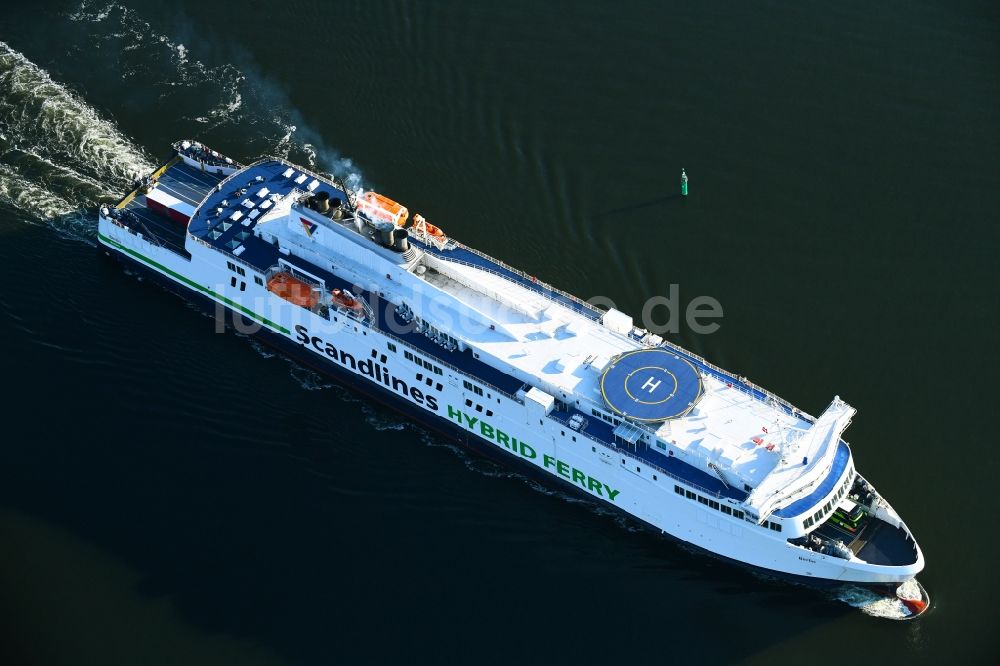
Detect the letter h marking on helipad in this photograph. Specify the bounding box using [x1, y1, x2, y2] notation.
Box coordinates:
[641, 376, 662, 394]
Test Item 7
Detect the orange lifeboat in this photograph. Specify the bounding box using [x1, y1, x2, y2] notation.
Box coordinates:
[267, 272, 317, 308]
[357, 191, 409, 227]
[331, 288, 363, 311]
[413, 213, 446, 239]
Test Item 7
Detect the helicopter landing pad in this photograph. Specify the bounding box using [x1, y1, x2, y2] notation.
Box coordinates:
[599, 349, 703, 422]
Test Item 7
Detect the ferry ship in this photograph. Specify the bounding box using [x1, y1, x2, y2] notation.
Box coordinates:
[98, 141, 928, 616]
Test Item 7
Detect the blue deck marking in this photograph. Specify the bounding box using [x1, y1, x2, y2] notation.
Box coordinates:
[600, 348, 702, 422]
[187, 160, 303, 248]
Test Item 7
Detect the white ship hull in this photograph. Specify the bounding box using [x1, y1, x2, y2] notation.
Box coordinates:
[97, 211, 923, 586]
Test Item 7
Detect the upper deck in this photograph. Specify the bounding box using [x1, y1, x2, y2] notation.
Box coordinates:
[117, 145, 858, 526]
[186, 159, 343, 264]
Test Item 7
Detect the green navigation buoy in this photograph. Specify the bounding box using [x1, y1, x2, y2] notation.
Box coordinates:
[681, 168, 688, 197]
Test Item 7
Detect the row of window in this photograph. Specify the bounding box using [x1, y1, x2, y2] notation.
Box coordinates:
[593, 407, 655, 446]
[389, 342, 492, 407]
[591, 408, 622, 426]
[424, 322, 459, 347]
[403, 350, 443, 375]
[674, 485, 749, 521]
[802, 468, 855, 529]
[463, 380, 485, 397]
[414, 372, 443, 392]
[226, 260, 264, 288]
[386, 332, 498, 408]
[463, 398, 494, 417]
[673, 484, 783, 532]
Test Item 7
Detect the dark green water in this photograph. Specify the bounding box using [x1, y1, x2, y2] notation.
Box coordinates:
[1, 1, 998, 663]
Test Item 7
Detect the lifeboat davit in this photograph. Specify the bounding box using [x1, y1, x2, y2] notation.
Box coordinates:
[267, 272, 317, 308]
[331, 288, 363, 311]
[413, 213, 446, 239]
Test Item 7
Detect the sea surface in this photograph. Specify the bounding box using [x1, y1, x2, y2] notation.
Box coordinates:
[1, 1, 998, 663]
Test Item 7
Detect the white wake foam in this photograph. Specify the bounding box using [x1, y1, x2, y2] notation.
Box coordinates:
[0, 42, 154, 186]
[0, 40, 154, 236]
[834, 584, 920, 620]
[0, 163, 78, 221]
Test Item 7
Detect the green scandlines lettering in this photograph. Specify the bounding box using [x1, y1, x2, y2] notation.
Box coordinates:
[451, 406, 620, 502]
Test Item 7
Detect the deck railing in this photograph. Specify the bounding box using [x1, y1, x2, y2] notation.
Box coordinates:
[547, 410, 733, 501]
[431, 236, 810, 421]
[658, 339, 814, 422]
[187, 234, 264, 276]
[446, 242, 604, 318]
[378, 324, 525, 402]
[437, 255, 600, 319]
[105, 215, 166, 249]
[327, 299, 525, 402]
[440, 248, 811, 422]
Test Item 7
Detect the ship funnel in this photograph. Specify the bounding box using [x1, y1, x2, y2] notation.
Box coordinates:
[330, 197, 344, 220]
[376, 221, 395, 248]
[393, 228, 410, 253]
[311, 191, 331, 213]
